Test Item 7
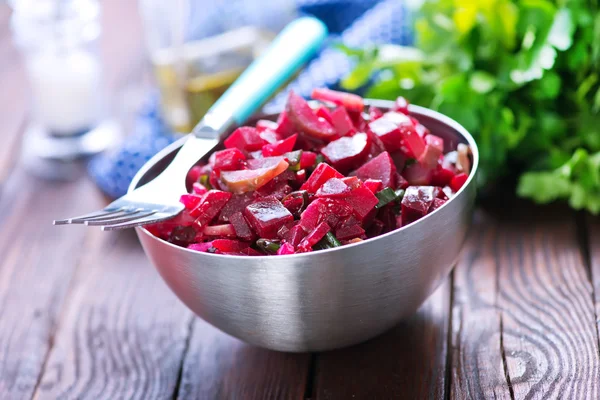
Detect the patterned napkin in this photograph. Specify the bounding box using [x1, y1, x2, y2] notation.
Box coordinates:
[89, 0, 413, 198]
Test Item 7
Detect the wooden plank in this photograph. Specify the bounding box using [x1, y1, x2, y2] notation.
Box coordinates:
[451, 204, 600, 399]
[33, 229, 193, 400]
[313, 278, 451, 399]
[177, 320, 310, 399]
[0, 173, 103, 399]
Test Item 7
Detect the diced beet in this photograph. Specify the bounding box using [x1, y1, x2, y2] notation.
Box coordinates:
[378, 204, 397, 233]
[401, 186, 437, 225]
[330, 106, 355, 137]
[415, 123, 429, 137]
[300, 151, 317, 169]
[393, 96, 409, 114]
[180, 194, 203, 210]
[296, 169, 307, 186]
[316, 178, 350, 198]
[277, 242, 295, 255]
[395, 172, 409, 189]
[190, 190, 233, 228]
[363, 179, 383, 194]
[229, 211, 255, 241]
[209, 169, 221, 189]
[256, 178, 292, 200]
[368, 118, 402, 152]
[256, 119, 278, 132]
[418, 134, 444, 169]
[298, 221, 331, 252]
[299, 198, 354, 232]
[221, 157, 289, 194]
[212, 239, 250, 253]
[281, 190, 309, 217]
[311, 88, 364, 112]
[147, 210, 195, 239]
[186, 165, 204, 187]
[188, 242, 214, 252]
[211, 148, 246, 172]
[341, 183, 379, 220]
[450, 173, 468, 192]
[321, 133, 371, 172]
[341, 176, 361, 189]
[369, 106, 384, 121]
[244, 196, 294, 239]
[403, 163, 433, 185]
[168, 226, 198, 246]
[262, 134, 297, 157]
[428, 198, 446, 213]
[300, 163, 343, 193]
[203, 224, 236, 237]
[335, 224, 365, 241]
[259, 129, 281, 144]
[430, 163, 455, 186]
[218, 192, 254, 222]
[366, 219, 384, 238]
[367, 130, 387, 158]
[286, 91, 336, 139]
[381, 111, 425, 158]
[351, 151, 397, 188]
[192, 182, 208, 195]
[224, 126, 265, 151]
[390, 151, 406, 171]
[395, 215, 403, 229]
[282, 224, 307, 248]
[316, 106, 334, 124]
[275, 110, 296, 137]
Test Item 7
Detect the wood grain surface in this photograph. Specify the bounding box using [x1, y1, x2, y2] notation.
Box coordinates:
[313, 280, 451, 400]
[451, 205, 600, 400]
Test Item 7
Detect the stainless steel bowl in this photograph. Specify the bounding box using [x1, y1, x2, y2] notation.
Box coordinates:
[130, 100, 478, 352]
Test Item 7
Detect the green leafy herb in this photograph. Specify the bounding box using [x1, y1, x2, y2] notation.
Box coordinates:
[375, 187, 400, 209]
[255, 239, 281, 254]
[314, 232, 342, 250]
[338, 0, 600, 214]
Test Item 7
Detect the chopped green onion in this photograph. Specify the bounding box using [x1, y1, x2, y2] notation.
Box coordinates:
[199, 174, 212, 189]
[405, 158, 417, 166]
[314, 232, 341, 250]
[315, 154, 325, 166]
[375, 187, 398, 209]
[256, 239, 281, 254]
[285, 150, 303, 171]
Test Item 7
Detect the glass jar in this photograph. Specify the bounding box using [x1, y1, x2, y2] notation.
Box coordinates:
[11, 0, 106, 136]
[138, 0, 296, 133]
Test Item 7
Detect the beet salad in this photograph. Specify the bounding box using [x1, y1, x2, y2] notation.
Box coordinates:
[147, 89, 472, 256]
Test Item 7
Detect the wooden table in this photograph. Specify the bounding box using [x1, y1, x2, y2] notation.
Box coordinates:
[2, 2, 600, 399]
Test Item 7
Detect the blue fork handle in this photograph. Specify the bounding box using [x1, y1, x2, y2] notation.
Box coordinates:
[192, 17, 328, 136]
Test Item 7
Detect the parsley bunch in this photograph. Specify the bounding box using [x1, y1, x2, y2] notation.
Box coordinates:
[338, 0, 600, 213]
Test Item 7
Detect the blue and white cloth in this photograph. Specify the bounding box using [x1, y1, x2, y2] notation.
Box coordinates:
[89, 0, 413, 198]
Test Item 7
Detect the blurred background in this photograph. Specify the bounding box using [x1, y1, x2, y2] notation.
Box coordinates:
[1, 0, 599, 213]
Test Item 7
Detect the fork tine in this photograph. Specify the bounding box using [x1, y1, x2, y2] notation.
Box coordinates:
[71, 209, 137, 224]
[53, 208, 123, 225]
[84, 210, 155, 226]
[100, 213, 172, 231]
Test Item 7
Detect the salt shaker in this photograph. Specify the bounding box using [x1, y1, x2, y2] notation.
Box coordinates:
[10, 0, 120, 177]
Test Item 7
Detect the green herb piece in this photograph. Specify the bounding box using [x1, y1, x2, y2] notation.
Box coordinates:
[255, 239, 281, 254]
[315, 154, 325, 166]
[314, 232, 342, 250]
[335, 0, 600, 214]
[285, 150, 303, 171]
[375, 187, 399, 209]
[199, 174, 212, 190]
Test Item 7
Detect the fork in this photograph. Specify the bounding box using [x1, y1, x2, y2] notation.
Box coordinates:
[54, 17, 328, 230]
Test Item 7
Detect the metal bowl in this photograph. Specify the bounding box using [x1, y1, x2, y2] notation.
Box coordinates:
[130, 100, 478, 352]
